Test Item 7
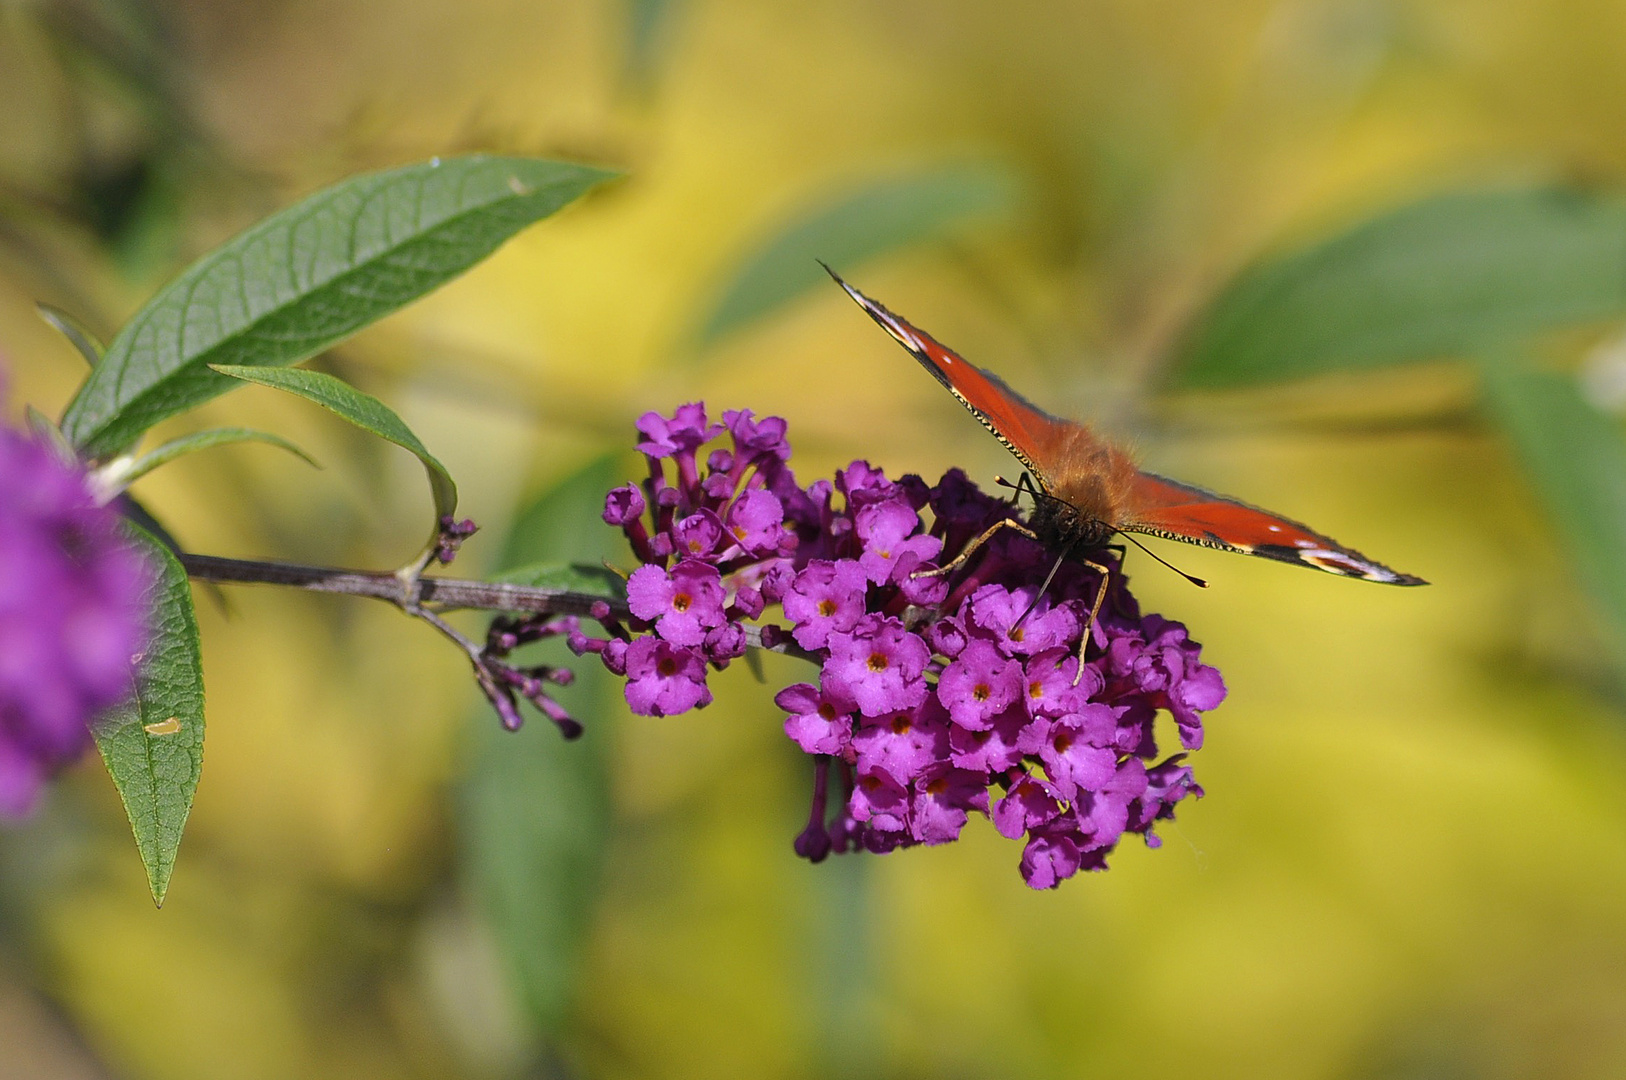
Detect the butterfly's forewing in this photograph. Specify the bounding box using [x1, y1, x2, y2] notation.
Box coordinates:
[1122, 472, 1426, 585]
[824, 265, 1069, 483]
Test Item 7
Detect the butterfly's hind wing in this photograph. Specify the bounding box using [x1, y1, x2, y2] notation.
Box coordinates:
[1121, 472, 1426, 585]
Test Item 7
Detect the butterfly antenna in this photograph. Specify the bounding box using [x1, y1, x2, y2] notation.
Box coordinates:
[994, 472, 1044, 507]
[1117, 532, 1209, 589]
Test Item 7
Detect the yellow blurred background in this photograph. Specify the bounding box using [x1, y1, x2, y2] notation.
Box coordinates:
[5, 0, 1626, 1077]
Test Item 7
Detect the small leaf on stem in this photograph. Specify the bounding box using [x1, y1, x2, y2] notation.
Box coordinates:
[36, 302, 106, 369]
[209, 363, 457, 545]
[96, 427, 319, 497]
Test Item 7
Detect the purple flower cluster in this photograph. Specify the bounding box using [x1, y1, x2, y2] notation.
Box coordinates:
[570, 404, 800, 715]
[582, 403, 1225, 888]
[0, 427, 149, 819]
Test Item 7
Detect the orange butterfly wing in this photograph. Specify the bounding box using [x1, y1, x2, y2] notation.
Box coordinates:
[827, 266, 1426, 587]
[823, 264, 1074, 484]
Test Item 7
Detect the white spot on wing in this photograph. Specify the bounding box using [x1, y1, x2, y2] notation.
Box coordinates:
[880, 317, 926, 353]
[1299, 547, 1399, 583]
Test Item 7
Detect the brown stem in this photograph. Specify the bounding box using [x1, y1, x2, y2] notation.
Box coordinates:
[177, 552, 804, 658]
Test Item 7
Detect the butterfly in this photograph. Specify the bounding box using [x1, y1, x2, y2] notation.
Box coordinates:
[824, 264, 1427, 591]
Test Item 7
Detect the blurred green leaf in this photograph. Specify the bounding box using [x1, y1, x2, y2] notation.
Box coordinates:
[1174, 189, 1626, 388]
[22, 406, 77, 466]
[502, 454, 631, 567]
[93, 524, 205, 907]
[1480, 362, 1626, 657]
[494, 560, 626, 600]
[209, 364, 456, 527]
[61, 156, 619, 459]
[694, 164, 1021, 347]
[104, 426, 318, 493]
[36, 302, 105, 369]
[623, 0, 682, 92]
[462, 453, 622, 1039]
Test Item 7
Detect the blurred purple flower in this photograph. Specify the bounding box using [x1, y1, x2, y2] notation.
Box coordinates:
[0, 426, 148, 819]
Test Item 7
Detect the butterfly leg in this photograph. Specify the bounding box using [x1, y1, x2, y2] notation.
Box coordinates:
[912, 517, 1038, 579]
[1072, 558, 1112, 686]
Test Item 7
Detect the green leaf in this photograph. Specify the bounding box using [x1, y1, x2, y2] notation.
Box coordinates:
[693, 164, 1021, 347]
[100, 427, 319, 493]
[113, 494, 185, 560]
[1480, 362, 1626, 658]
[209, 364, 456, 526]
[61, 156, 619, 459]
[492, 560, 625, 600]
[23, 406, 78, 466]
[93, 524, 205, 907]
[1174, 188, 1626, 389]
[461, 453, 621, 1039]
[36, 302, 105, 368]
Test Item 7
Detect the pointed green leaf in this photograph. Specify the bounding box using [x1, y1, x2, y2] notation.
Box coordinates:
[462, 454, 621, 1038]
[61, 156, 619, 459]
[93, 524, 205, 906]
[1175, 188, 1626, 388]
[36, 302, 105, 368]
[209, 364, 456, 525]
[694, 164, 1021, 347]
[1481, 361, 1626, 661]
[102, 427, 319, 493]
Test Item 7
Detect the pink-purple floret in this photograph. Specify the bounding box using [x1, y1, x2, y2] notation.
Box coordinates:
[0, 428, 148, 819]
[577, 403, 1225, 889]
